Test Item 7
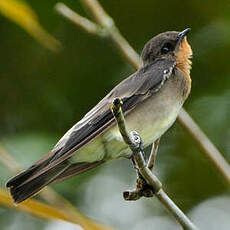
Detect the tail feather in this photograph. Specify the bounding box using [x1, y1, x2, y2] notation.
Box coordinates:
[7, 160, 70, 204]
[6, 158, 104, 204]
[53, 161, 104, 183]
[6, 151, 54, 188]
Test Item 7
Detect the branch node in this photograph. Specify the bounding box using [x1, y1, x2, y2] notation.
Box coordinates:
[123, 189, 142, 201]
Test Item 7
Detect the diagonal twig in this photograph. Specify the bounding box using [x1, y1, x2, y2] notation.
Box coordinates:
[111, 98, 199, 230]
[54, 1, 230, 186]
[55, 3, 106, 36]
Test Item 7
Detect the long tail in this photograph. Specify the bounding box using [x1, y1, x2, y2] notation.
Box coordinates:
[6, 159, 70, 204]
[6, 157, 103, 204]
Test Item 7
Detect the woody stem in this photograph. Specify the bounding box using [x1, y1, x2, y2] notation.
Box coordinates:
[111, 98, 199, 230]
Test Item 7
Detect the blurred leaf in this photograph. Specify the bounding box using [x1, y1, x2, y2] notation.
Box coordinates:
[0, 0, 61, 51]
[0, 188, 81, 225]
[0, 188, 114, 230]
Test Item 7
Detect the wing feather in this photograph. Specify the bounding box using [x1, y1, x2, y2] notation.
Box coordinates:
[49, 58, 175, 164]
[20, 58, 175, 177]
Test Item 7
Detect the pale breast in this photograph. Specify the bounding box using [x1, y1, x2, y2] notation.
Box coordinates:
[71, 68, 191, 162]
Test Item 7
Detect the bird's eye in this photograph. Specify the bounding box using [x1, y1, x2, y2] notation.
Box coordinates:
[161, 42, 173, 54]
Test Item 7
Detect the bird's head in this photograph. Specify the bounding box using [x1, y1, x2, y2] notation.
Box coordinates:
[141, 28, 193, 75]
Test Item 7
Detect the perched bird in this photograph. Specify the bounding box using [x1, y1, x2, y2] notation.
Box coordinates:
[6, 28, 192, 204]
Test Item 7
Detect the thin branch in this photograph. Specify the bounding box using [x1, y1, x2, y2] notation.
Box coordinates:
[0, 144, 21, 173]
[123, 137, 160, 201]
[111, 98, 198, 230]
[55, 3, 106, 37]
[110, 99, 134, 147]
[81, 0, 141, 68]
[56, 1, 140, 69]
[54, 1, 230, 186]
[178, 110, 230, 183]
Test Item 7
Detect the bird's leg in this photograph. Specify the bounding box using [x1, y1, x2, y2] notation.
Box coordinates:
[147, 138, 160, 171]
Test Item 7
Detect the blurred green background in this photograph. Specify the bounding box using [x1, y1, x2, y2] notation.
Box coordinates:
[0, 0, 230, 229]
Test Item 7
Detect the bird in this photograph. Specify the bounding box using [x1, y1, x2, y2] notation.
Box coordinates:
[6, 28, 193, 204]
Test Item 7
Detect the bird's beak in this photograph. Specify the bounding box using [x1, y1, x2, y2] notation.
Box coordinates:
[177, 28, 191, 44]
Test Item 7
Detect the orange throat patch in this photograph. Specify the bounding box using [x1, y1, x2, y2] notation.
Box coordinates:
[176, 37, 193, 76]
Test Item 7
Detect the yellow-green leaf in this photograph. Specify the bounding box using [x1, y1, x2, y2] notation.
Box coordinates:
[0, 188, 114, 230]
[0, 0, 61, 51]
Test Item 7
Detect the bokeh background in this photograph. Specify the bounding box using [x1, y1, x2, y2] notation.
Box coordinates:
[0, 0, 230, 229]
